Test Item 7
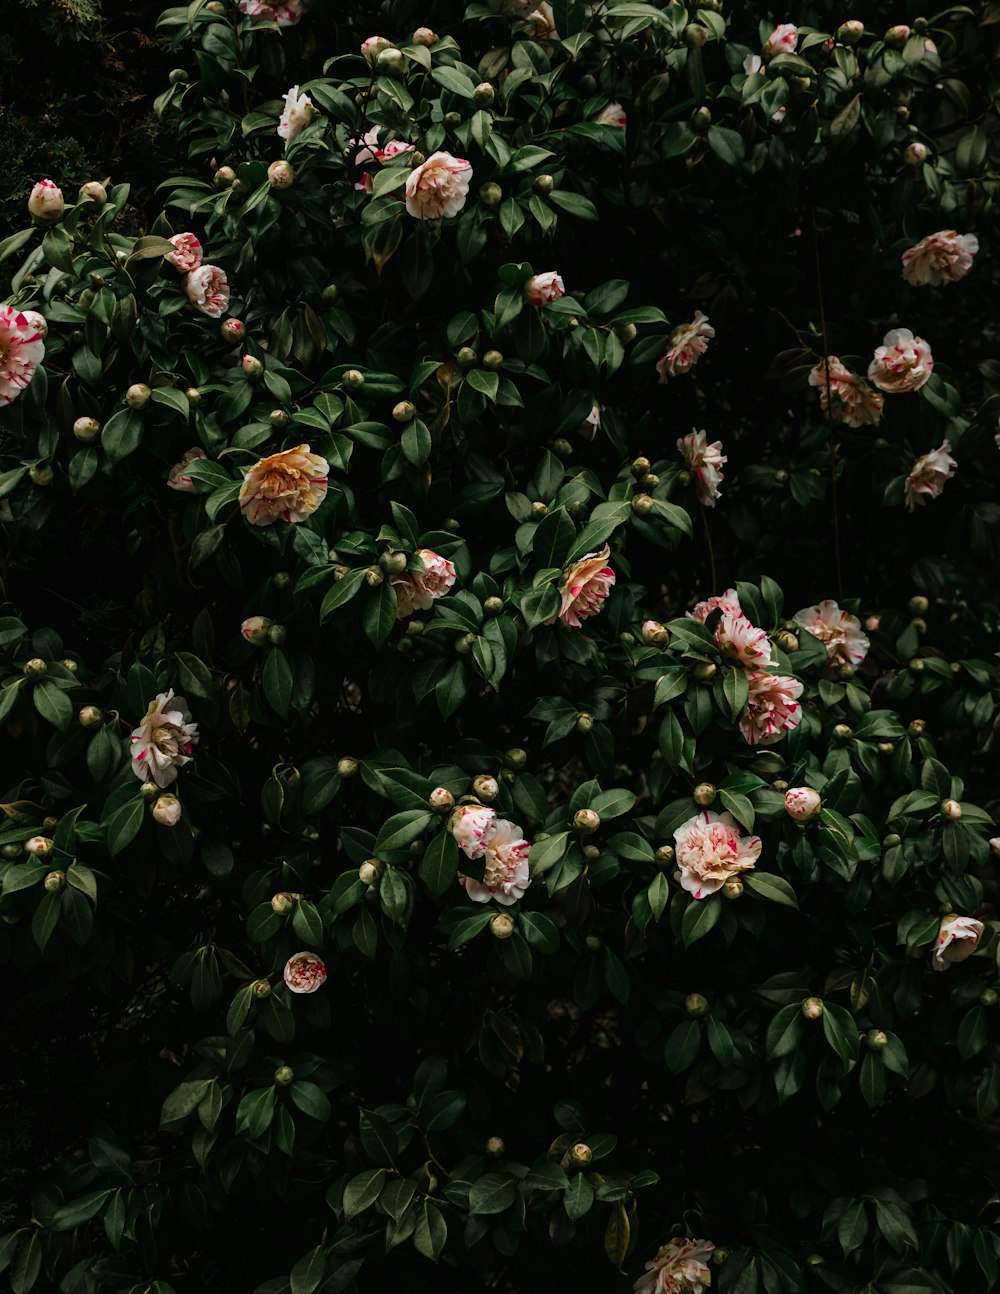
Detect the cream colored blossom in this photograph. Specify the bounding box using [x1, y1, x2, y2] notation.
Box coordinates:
[904, 441, 956, 511]
[674, 811, 760, 899]
[524, 272, 565, 305]
[690, 589, 742, 623]
[278, 85, 315, 148]
[450, 804, 498, 860]
[901, 230, 978, 287]
[596, 101, 627, 129]
[716, 613, 772, 668]
[404, 152, 473, 219]
[793, 599, 869, 669]
[185, 264, 231, 319]
[460, 818, 531, 904]
[130, 689, 199, 788]
[932, 914, 984, 971]
[808, 357, 884, 428]
[390, 549, 457, 619]
[763, 23, 798, 57]
[549, 546, 615, 629]
[524, 2, 557, 38]
[868, 328, 933, 393]
[634, 1238, 715, 1294]
[678, 430, 726, 506]
[284, 951, 327, 993]
[239, 0, 304, 25]
[656, 312, 714, 382]
[238, 444, 330, 526]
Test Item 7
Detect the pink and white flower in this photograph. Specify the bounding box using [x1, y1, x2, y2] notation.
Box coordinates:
[450, 804, 498, 860]
[793, 599, 869, 669]
[0, 307, 45, 407]
[690, 588, 742, 623]
[808, 357, 884, 428]
[524, 2, 558, 38]
[238, 444, 330, 526]
[283, 951, 327, 993]
[167, 446, 207, 493]
[241, 615, 273, 645]
[550, 545, 616, 629]
[524, 271, 565, 305]
[868, 328, 933, 394]
[460, 818, 531, 905]
[901, 230, 978, 287]
[404, 151, 473, 220]
[165, 232, 203, 274]
[740, 671, 803, 746]
[185, 264, 231, 319]
[674, 811, 760, 899]
[763, 23, 798, 58]
[656, 312, 715, 382]
[390, 548, 457, 619]
[278, 85, 315, 148]
[239, 0, 305, 26]
[130, 689, 199, 787]
[28, 179, 64, 222]
[373, 139, 414, 163]
[580, 403, 601, 440]
[19, 309, 47, 340]
[678, 430, 726, 506]
[634, 1238, 715, 1294]
[784, 786, 822, 821]
[931, 914, 984, 971]
[596, 101, 627, 130]
[905, 440, 956, 511]
[716, 613, 772, 668]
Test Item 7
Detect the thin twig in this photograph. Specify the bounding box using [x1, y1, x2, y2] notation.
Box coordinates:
[810, 208, 843, 601]
[700, 506, 717, 592]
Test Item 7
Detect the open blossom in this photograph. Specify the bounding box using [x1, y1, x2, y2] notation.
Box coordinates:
[278, 85, 315, 148]
[404, 151, 472, 219]
[808, 357, 884, 428]
[902, 230, 978, 287]
[674, 812, 760, 899]
[905, 441, 956, 511]
[165, 233, 203, 274]
[524, 2, 557, 38]
[450, 804, 498, 860]
[690, 588, 741, 623]
[284, 951, 327, 994]
[130, 690, 199, 787]
[28, 179, 64, 221]
[763, 23, 798, 57]
[740, 671, 803, 746]
[460, 819, 531, 905]
[716, 613, 772, 669]
[167, 446, 207, 493]
[596, 101, 627, 130]
[238, 444, 330, 526]
[391, 549, 457, 619]
[0, 306, 45, 407]
[678, 430, 726, 506]
[656, 312, 714, 382]
[793, 599, 869, 669]
[550, 545, 615, 629]
[634, 1238, 715, 1294]
[239, 0, 305, 25]
[185, 264, 230, 319]
[932, 914, 984, 972]
[868, 328, 933, 393]
[524, 272, 565, 305]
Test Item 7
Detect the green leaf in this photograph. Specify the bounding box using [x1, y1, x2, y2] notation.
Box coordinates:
[528, 831, 570, 875]
[589, 788, 635, 819]
[681, 895, 721, 946]
[564, 1173, 594, 1220]
[413, 1203, 447, 1261]
[105, 797, 145, 856]
[51, 1190, 112, 1231]
[364, 579, 397, 648]
[376, 810, 433, 854]
[319, 567, 367, 621]
[262, 648, 293, 716]
[101, 409, 142, 466]
[743, 871, 798, 908]
[289, 1082, 332, 1123]
[468, 1173, 516, 1215]
[289, 1246, 326, 1294]
[519, 911, 559, 954]
[359, 1107, 398, 1166]
[718, 787, 754, 833]
[419, 831, 459, 897]
[33, 679, 73, 731]
[343, 1168, 386, 1220]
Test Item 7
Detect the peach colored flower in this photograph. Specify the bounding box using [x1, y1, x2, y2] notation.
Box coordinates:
[550, 545, 616, 629]
[674, 811, 760, 899]
[763, 22, 798, 57]
[905, 440, 956, 511]
[284, 951, 327, 993]
[784, 787, 821, 821]
[524, 272, 565, 305]
[690, 588, 741, 623]
[0, 307, 45, 407]
[238, 444, 330, 526]
[390, 548, 457, 619]
[460, 818, 531, 905]
[185, 264, 231, 319]
[404, 151, 473, 219]
[279, 85, 315, 148]
[524, 2, 557, 38]
[716, 613, 772, 668]
[239, 0, 304, 25]
[902, 230, 978, 287]
[678, 430, 726, 506]
[634, 1238, 715, 1294]
[793, 599, 869, 669]
[656, 312, 714, 382]
[167, 446, 207, 493]
[28, 179, 63, 222]
[932, 914, 984, 971]
[450, 804, 498, 860]
[868, 328, 933, 393]
[165, 233, 203, 274]
[740, 671, 803, 746]
[130, 689, 199, 787]
[596, 101, 627, 129]
[808, 357, 884, 428]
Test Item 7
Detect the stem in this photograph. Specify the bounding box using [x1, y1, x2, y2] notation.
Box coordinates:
[810, 208, 844, 601]
[699, 506, 717, 592]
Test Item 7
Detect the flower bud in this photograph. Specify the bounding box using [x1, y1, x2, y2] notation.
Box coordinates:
[1, 843, 22, 860]
[24, 658, 47, 678]
[365, 566, 384, 588]
[241, 354, 263, 380]
[832, 724, 853, 742]
[80, 182, 109, 210]
[28, 179, 64, 222]
[241, 615, 273, 646]
[377, 47, 405, 74]
[473, 775, 499, 802]
[482, 350, 504, 370]
[269, 891, 297, 915]
[182, 388, 202, 408]
[631, 457, 651, 476]
[616, 322, 638, 343]
[479, 182, 503, 207]
[274, 1065, 295, 1086]
[29, 463, 53, 487]
[693, 662, 717, 683]
[534, 173, 554, 195]
[214, 165, 237, 189]
[907, 595, 929, 616]
[358, 861, 380, 886]
[412, 27, 437, 45]
[569, 1142, 592, 1166]
[392, 400, 415, 423]
[989, 837, 1000, 857]
[152, 794, 182, 827]
[24, 836, 54, 857]
[405, 619, 424, 637]
[640, 473, 660, 490]
[484, 596, 504, 617]
[685, 993, 709, 1017]
[801, 996, 824, 1020]
[126, 383, 151, 410]
[691, 106, 712, 132]
[784, 787, 821, 821]
[78, 704, 103, 729]
[575, 712, 594, 734]
[722, 877, 743, 899]
[457, 346, 477, 368]
[693, 783, 716, 807]
[362, 35, 394, 62]
[253, 978, 271, 998]
[267, 160, 295, 188]
[44, 870, 67, 894]
[429, 787, 456, 812]
[631, 493, 654, 515]
[641, 620, 669, 647]
[139, 781, 160, 802]
[473, 82, 495, 107]
[455, 632, 475, 654]
[775, 630, 798, 653]
[221, 318, 244, 343]
[583, 845, 600, 862]
[685, 23, 708, 47]
[551, 438, 573, 459]
[837, 20, 864, 45]
[655, 845, 674, 866]
[530, 501, 548, 519]
[337, 757, 359, 778]
[490, 912, 515, 939]
[910, 618, 926, 635]
[865, 1029, 888, 1051]
[884, 24, 910, 48]
[343, 369, 365, 391]
[504, 748, 527, 770]
[909, 657, 925, 673]
[941, 799, 962, 820]
[573, 808, 600, 834]
[904, 141, 927, 167]
[380, 550, 408, 575]
[485, 1135, 505, 1157]
[70, 415, 102, 449]
[980, 988, 998, 1007]
[267, 624, 287, 645]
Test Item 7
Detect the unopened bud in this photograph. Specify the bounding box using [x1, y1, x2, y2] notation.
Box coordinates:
[484, 596, 504, 617]
[775, 630, 798, 653]
[479, 182, 503, 207]
[980, 988, 998, 1007]
[866, 1029, 888, 1051]
[343, 369, 365, 391]
[685, 23, 708, 47]
[455, 632, 476, 655]
[214, 165, 237, 189]
[267, 160, 295, 188]
[253, 978, 271, 998]
[884, 24, 910, 48]
[24, 836, 54, 858]
[267, 624, 287, 645]
[126, 383, 151, 409]
[152, 794, 182, 827]
[365, 566, 384, 587]
[221, 318, 244, 343]
[722, 877, 743, 899]
[429, 787, 455, 812]
[358, 861, 380, 886]
[139, 781, 160, 802]
[569, 1142, 592, 1166]
[642, 620, 669, 646]
[941, 799, 962, 820]
[693, 662, 717, 683]
[832, 723, 853, 742]
[337, 756, 359, 778]
[241, 354, 263, 379]
[801, 996, 824, 1020]
[837, 20, 864, 45]
[504, 748, 527, 770]
[691, 106, 712, 131]
[30, 463, 53, 487]
[693, 783, 716, 807]
[575, 712, 594, 734]
[904, 141, 927, 167]
[24, 658, 47, 678]
[655, 845, 674, 866]
[44, 870, 67, 894]
[73, 416, 101, 443]
[482, 350, 504, 370]
[392, 400, 415, 424]
[631, 493, 654, 516]
[534, 174, 554, 195]
[485, 1135, 505, 1157]
[78, 705, 103, 728]
[784, 787, 821, 821]
[274, 1065, 295, 1086]
[270, 891, 300, 915]
[473, 82, 495, 107]
[473, 775, 499, 802]
[412, 27, 437, 45]
[490, 912, 515, 939]
[616, 322, 638, 343]
[79, 180, 108, 206]
[379, 550, 408, 575]
[573, 808, 600, 834]
[241, 615, 272, 646]
[685, 993, 709, 1017]
[631, 457, 651, 476]
[377, 47, 405, 75]
[457, 346, 477, 368]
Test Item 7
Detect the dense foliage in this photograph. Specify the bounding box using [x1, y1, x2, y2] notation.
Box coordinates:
[2, 2, 1000, 1292]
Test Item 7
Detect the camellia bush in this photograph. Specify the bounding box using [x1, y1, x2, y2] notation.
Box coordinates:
[3, 1, 1000, 1291]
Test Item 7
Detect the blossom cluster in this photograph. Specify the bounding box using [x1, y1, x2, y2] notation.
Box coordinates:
[449, 804, 531, 904]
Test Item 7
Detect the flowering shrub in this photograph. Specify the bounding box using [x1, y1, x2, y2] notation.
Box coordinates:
[2, 2, 1000, 1293]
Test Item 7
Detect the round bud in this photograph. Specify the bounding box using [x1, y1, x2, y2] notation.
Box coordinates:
[910, 619, 926, 637]
[775, 630, 798, 653]
[941, 799, 962, 820]
[379, 550, 409, 575]
[1, 843, 22, 860]
[482, 350, 504, 370]
[139, 781, 160, 802]
[429, 787, 456, 812]
[693, 783, 716, 807]
[213, 165, 236, 190]
[473, 775, 500, 802]
[640, 473, 660, 490]
[444, 112, 463, 131]
[267, 160, 295, 188]
[569, 1142, 592, 1166]
[575, 712, 594, 734]
[29, 464, 53, 487]
[685, 993, 709, 1018]
[24, 836, 54, 858]
[72, 416, 101, 443]
[392, 400, 415, 424]
[473, 83, 495, 107]
[274, 1065, 295, 1087]
[632, 493, 654, 516]
[693, 662, 717, 683]
[78, 704, 103, 728]
[265, 414, 290, 437]
[44, 870, 67, 894]
[405, 619, 424, 637]
[547, 438, 571, 460]
[832, 723, 853, 742]
[253, 978, 272, 999]
[772, 780, 789, 792]
[837, 20, 864, 45]
[455, 632, 476, 655]
[412, 27, 438, 46]
[884, 24, 910, 48]
[267, 624, 287, 646]
[377, 48, 405, 74]
[126, 383, 151, 410]
[479, 182, 503, 207]
[501, 768, 516, 785]
[484, 596, 504, 617]
[490, 912, 515, 939]
[270, 891, 298, 915]
[365, 566, 384, 588]
[457, 346, 477, 368]
[485, 1135, 505, 1157]
[504, 748, 527, 770]
[220, 318, 244, 344]
[722, 877, 743, 899]
[582, 845, 600, 862]
[865, 1029, 888, 1051]
[358, 861, 380, 886]
[534, 174, 554, 195]
[631, 457, 652, 476]
[530, 501, 548, 519]
[691, 106, 712, 131]
[79, 180, 108, 206]
[240, 356, 263, 382]
[337, 756, 359, 778]
[801, 996, 825, 1020]
[168, 67, 189, 85]
[24, 658, 47, 678]
[343, 369, 365, 391]
[641, 619, 669, 647]
[980, 988, 998, 1008]
[784, 787, 822, 822]
[573, 808, 600, 834]
[907, 595, 929, 616]
[909, 657, 925, 673]
[655, 845, 674, 866]
[904, 141, 928, 167]
[152, 794, 182, 827]
[685, 23, 708, 47]
[182, 388, 203, 409]
[616, 322, 638, 343]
